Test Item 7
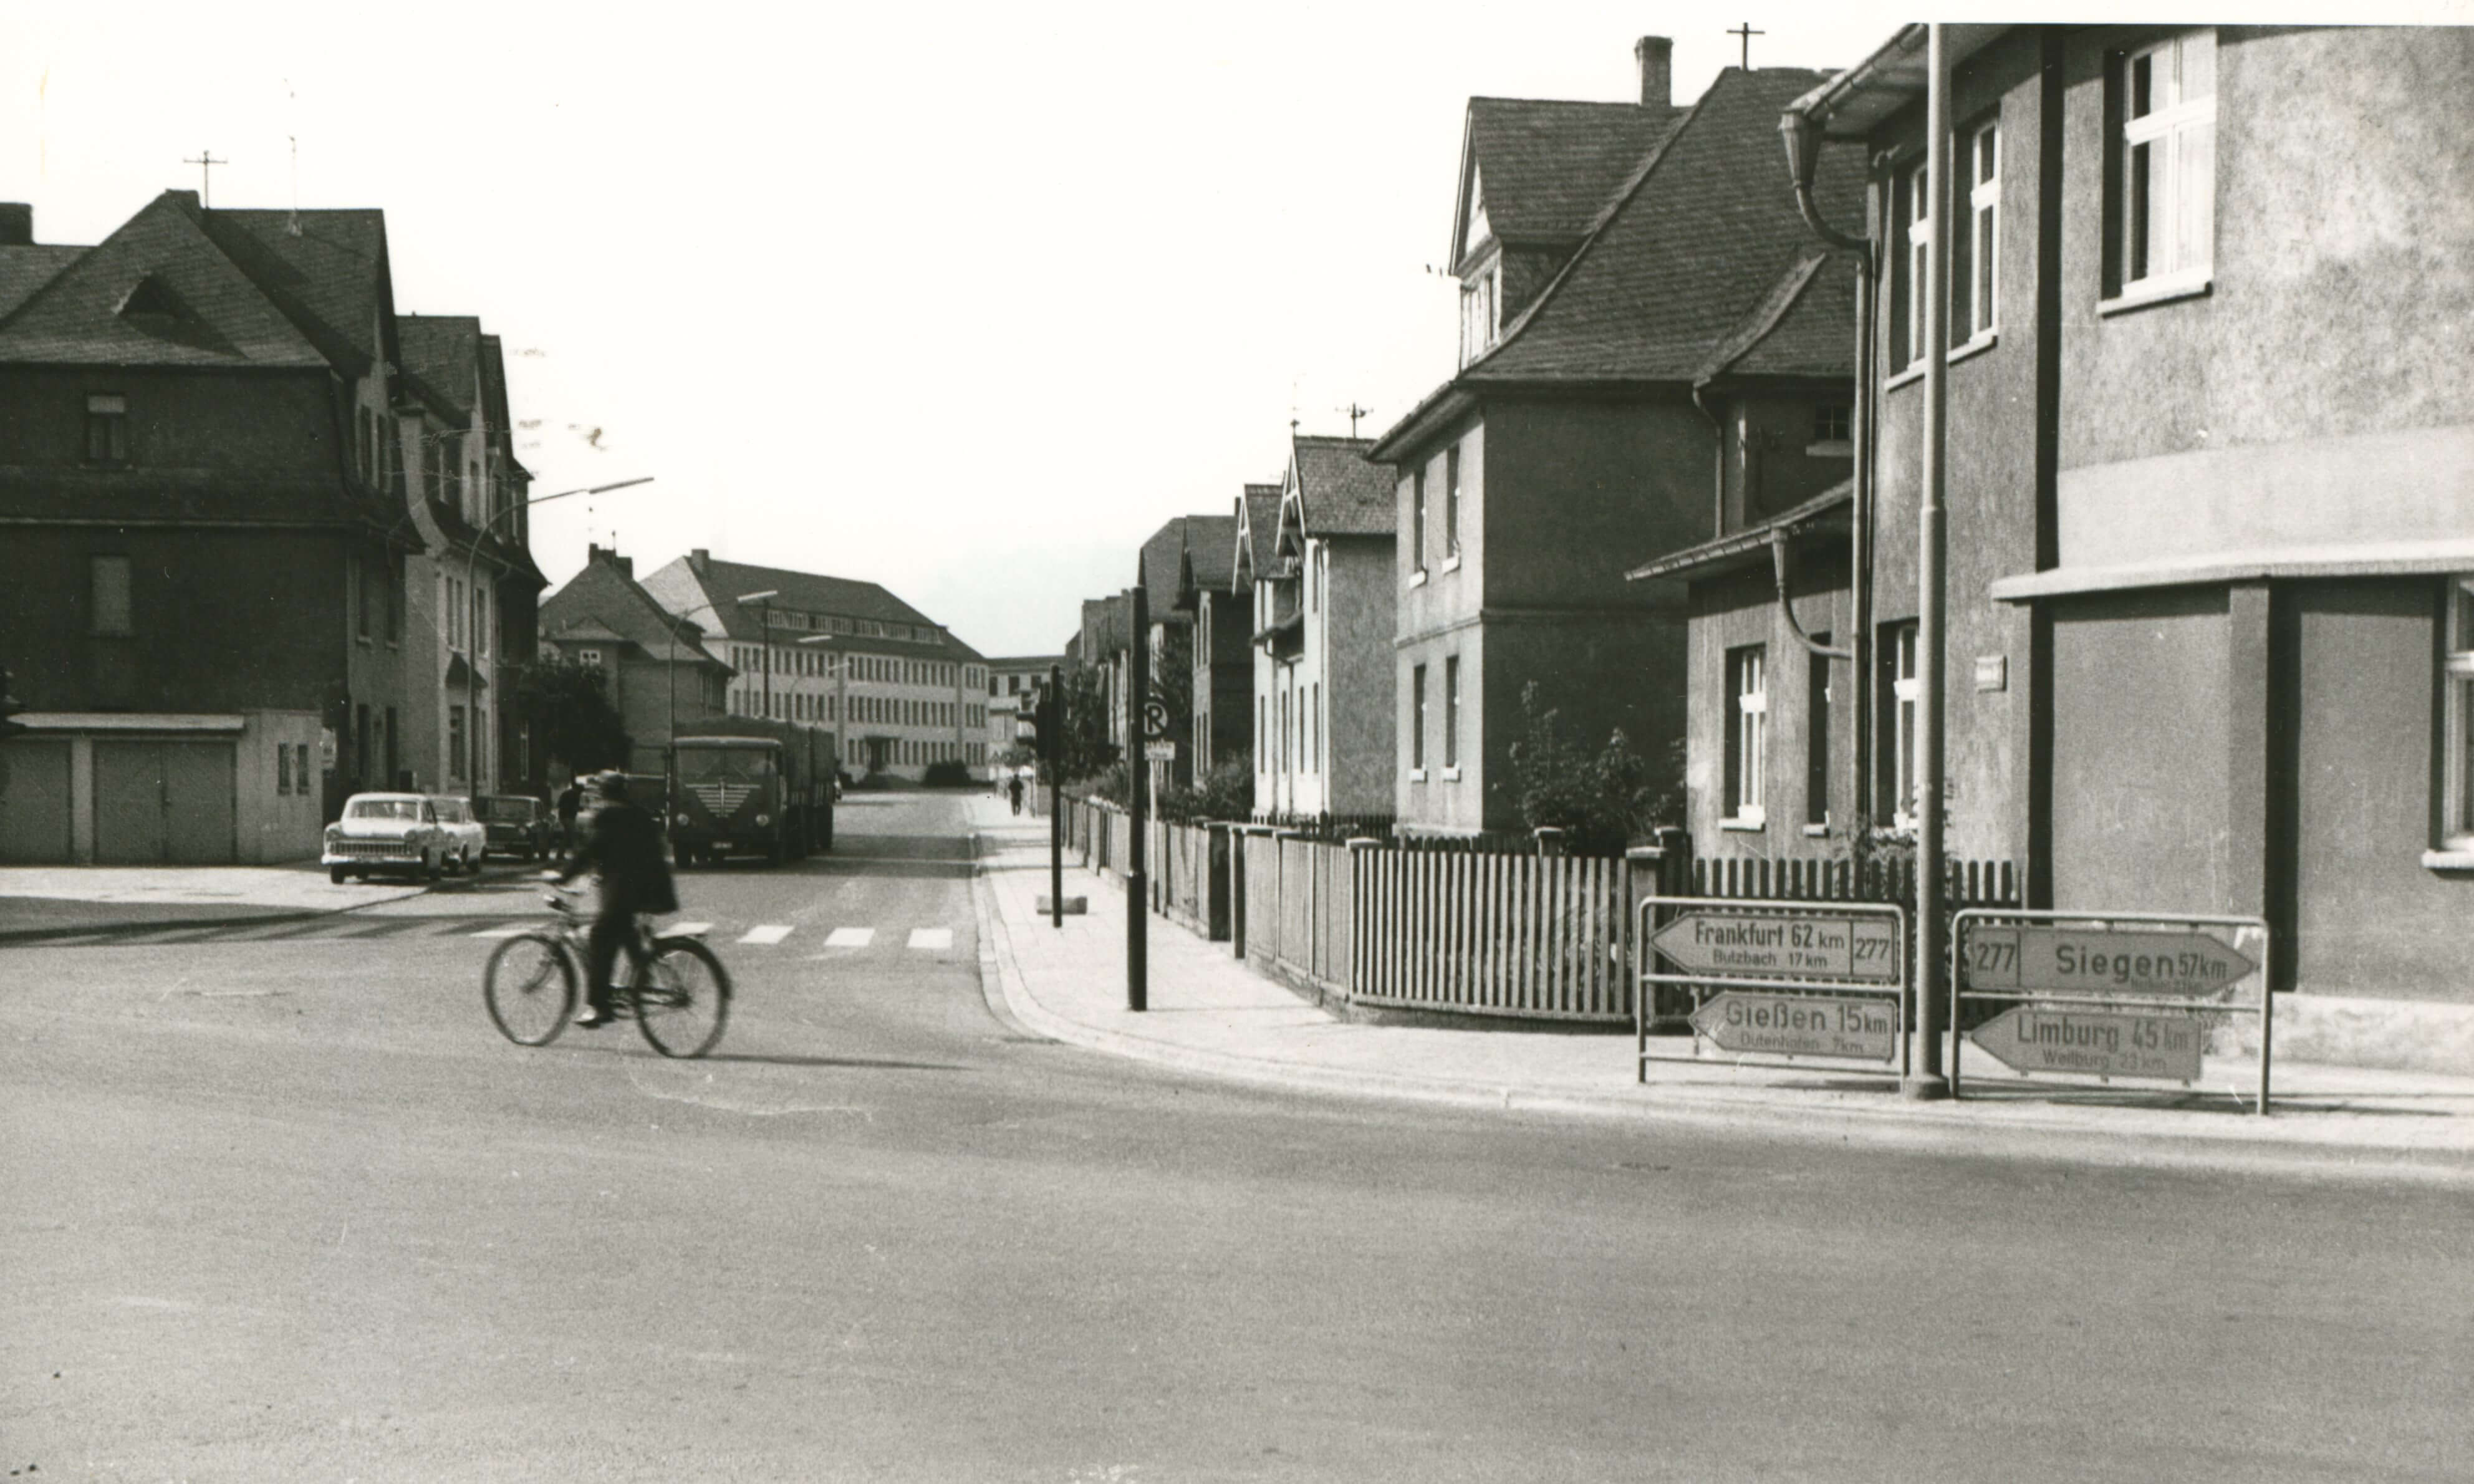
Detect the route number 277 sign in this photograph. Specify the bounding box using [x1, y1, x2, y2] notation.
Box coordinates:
[1960, 925, 2256, 998]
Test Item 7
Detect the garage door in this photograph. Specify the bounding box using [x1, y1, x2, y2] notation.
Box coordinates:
[0, 739, 73, 862]
[94, 740, 236, 864]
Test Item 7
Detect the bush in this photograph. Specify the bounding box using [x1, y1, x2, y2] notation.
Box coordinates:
[1504, 682, 1683, 855]
[1158, 758, 1251, 824]
[923, 759, 972, 788]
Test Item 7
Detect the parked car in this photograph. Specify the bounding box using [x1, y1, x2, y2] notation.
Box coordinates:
[324, 794, 450, 884]
[476, 794, 553, 860]
[426, 795, 489, 875]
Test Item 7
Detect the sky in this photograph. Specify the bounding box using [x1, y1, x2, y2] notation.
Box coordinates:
[6, 1, 2460, 657]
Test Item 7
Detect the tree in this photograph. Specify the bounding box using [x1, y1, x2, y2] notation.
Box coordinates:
[1044, 665, 1121, 787]
[511, 654, 631, 776]
[1503, 682, 1682, 854]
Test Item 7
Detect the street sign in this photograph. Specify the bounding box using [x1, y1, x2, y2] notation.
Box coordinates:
[1650, 911, 1900, 983]
[1960, 925, 2255, 998]
[1966, 1006, 2205, 1082]
[1143, 741, 1177, 761]
[1689, 993, 1897, 1061]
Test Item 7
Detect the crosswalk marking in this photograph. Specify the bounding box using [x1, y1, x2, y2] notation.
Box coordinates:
[49, 916, 965, 951]
[823, 927, 874, 948]
[668, 922, 713, 937]
[738, 925, 794, 945]
[907, 928, 953, 950]
[471, 926, 531, 938]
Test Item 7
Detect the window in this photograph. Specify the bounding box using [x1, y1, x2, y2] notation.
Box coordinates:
[1813, 404, 1853, 445]
[1411, 664, 1428, 773]
[85, 394, 128, 463]
[296, 742, 310, 797]
[1896, 160, 1931, 371]
[1950, 120, 1999, 342]
[577, 648, 600, 668]
[387, 556, 405, 643]
[1443, 657, 1460, 769]
[356, 703, 372, 783]
[1806, 639, 1832, 829]
[2443, 581, 2474, 851]
[277, 740, 294, 795]
[2113, 30, 2216, 297]
[1725, 647, 1768, 825]
[1411, 466, 1427, 574]
[1884, 621, 1920, 829]
[449, 706, 468, 780]
[89, 555, 132, 636]
[1445, 443, 1461, 558]
[385, 708, 398, 786]
[1458, 264, 1499, 367]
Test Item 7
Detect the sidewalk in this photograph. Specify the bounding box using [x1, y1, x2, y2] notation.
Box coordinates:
[966, 798, 2474, 1182]
[0, 860, 434, 940]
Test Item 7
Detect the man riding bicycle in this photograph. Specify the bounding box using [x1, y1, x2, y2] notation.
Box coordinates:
[549, 771, 677, 1028]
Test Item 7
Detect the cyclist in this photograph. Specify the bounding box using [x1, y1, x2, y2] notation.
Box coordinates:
[549, 771, 678, 1028]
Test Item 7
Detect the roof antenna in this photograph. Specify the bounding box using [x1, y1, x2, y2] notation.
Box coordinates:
[285, 79, 302, 235]
[1340, 403, 1372, 438]
[183, 150, 227, 208]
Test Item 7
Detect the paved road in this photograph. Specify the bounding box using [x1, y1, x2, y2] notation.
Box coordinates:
[5, 793, 2468, 1481]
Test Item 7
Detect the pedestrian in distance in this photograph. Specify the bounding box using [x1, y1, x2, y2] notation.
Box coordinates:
[555, 778, 584, 851]
[549, 772, 678, 1028]
[1008, 774, 1025, 815]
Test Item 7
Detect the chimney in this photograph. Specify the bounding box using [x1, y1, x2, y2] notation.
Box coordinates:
[689, 547, 710, 576]
[588, 542, 632, 578]
[0, 204, 31, 246]
[1635, 36, 1672, 109]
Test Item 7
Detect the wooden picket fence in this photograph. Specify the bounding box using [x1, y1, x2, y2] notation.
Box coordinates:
[1351, 847, 1632, 1021]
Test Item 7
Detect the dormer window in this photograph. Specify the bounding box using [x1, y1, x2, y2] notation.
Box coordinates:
[116, 276, 186, 331]
[1458, 262, 1500, 367]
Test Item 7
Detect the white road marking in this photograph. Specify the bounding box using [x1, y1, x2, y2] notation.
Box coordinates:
[823, 927, 874, 948]
[667, 922, 713, 937]
[738, 925, 794, 945]
[471, 927, 532, 938]
[907, 928, 953, 950]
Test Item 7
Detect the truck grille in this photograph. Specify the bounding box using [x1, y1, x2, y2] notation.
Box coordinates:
[687, 783, 756, 814]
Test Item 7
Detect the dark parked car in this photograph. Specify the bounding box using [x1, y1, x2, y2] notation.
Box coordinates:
[476, 794, 554, 860]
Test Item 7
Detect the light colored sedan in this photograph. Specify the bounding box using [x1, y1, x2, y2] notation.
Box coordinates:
[324, 794, 448, 884]
[426, 796, 489, 875]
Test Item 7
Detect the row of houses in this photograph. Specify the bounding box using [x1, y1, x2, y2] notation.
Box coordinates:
[0, 192, 543, 863]
[1065, 26, 2474, 1062]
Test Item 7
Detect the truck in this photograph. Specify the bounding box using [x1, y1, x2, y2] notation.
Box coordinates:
[665, 719, 836, 866]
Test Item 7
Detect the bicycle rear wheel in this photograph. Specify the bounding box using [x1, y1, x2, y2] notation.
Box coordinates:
[484, 933, 577, 1046]
[634, 936, 730, 1059]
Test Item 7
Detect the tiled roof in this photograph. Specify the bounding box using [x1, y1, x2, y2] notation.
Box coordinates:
[1291, 435, 1393, 538]
[1081, 594, 1132, 656]
[1138, 514, 1241, 604]
[1236, 483, 1282, 584]
[541, 556, 729, 668]
[1465, 68, 1865, 386]
[398, 314, 481, 419]
[1627, 478, 1853, 581]
[642, 552, 980, 659]
[0, 245, 84, 318]
[1465, 98, 1684, 251]
[0, 191, 329, 367]
[196, 208, 390, 375]
[1696, 249, 1856, 383]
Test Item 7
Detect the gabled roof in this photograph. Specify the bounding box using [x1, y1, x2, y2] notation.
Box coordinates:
[195, 207, 392, 376]
[1138, 514, 1241, 613]
[0, 191, 329, 367]
[1080, 594, 1132, 657]
[1695, 249, 1856, 384]
[1233, 483, 1282, 589]
[1286, 435, 1393, 541]
[1459, 97, 1685, 260]
[398, 314, 482, 420]
[1463, 67, 1861, 387]
[540, 554, 728, 668]
[640, 552, 981, 660]
[0, 245, 85, 318]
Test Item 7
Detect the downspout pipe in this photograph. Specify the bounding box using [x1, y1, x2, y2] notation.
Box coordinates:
[1770, 529, 1851, 661]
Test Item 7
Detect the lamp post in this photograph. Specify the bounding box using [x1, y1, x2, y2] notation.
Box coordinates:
[798, 632, 845, 779]
[734, 589, 781, 722]
[461, 475, 652, 790]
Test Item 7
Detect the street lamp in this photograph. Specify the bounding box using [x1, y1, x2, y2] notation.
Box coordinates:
[797, 632, 845, 772]
[463, 475, 653, 791]
[734, 589, 780, 722]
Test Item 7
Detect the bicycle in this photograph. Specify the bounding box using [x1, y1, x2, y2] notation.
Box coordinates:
[482, 885, 731, 1058]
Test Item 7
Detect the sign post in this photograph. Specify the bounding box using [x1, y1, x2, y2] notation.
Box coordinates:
[1126, 584, 1148, 1013]
[1637, 897, 1908, 1081]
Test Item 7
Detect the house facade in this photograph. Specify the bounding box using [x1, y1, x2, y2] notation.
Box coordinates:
[1372, 50, 1863, 836]
[639, 549, 989, 781]
[538, 544, 734, 776]
[1740, 24, 2474, 1066]
[0, 193, 539, 864]
[1246, 435, 1395, 819]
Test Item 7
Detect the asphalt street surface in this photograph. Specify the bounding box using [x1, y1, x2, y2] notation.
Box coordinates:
[6, 793, 2468, 1482]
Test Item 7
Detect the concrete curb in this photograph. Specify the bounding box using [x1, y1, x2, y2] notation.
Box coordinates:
[966, 828, 2474, 1187]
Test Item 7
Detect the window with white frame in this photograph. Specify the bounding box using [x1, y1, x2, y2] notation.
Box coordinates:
[2115, 29, 2216, 296]
[1725, 646, 1768, 825]
[1445, 443, 1462, 558]
[1806, 638, 1832, 829]
[1411, 664, 1428, 774]
[577, 648, 601, 668]
[1411, 466, 1428, 574]
[1886, 622, 1920, 829]
[1898, 160, 1932, 370]
[1443, 656, 1460, 769]
[2444, 580, 2474, 850]
[1950, 120, 1999, 342]
[1458, 264, 1499, 367]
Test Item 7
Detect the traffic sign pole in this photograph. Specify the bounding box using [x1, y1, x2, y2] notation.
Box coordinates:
[1047, 664, 1064, 931]
[1126, 583, 1148, 1013]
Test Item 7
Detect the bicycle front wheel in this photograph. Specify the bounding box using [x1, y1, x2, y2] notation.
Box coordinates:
[634, 936, 731, 1059]
[484, 933, 577, 1046]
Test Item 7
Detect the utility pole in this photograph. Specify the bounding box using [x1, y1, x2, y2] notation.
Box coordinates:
[1908, 23, 1954, 1099]
[1048, 663, 1064, 930]
[1127, 584, 1150, 1012]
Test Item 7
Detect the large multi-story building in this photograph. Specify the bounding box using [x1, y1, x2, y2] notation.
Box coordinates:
[0, 192, 539, 863]
[639, 550, 989, 781]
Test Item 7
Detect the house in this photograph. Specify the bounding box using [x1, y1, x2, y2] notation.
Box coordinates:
[1369, 44, 1863, 836]
[0, 192, 539, 862]
[983, 654, 1065, 775]
[1753, 25, 2474, 1067]
[1246, 434, 1395, 819]
[1227, 483, 1283, 789]
[638, 549, 989, 781]
[1186, 494, 1263, 781]
[1134, 513, 1239, 794]
[538, 544, 734, 774]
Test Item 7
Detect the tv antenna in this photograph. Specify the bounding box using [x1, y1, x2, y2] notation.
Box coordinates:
[184, 150, 227, 206]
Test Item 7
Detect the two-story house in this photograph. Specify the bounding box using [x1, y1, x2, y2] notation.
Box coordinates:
[1245, 433, 1395, 819]
[1186, 493, 1264, 781]
[1370, 49, 1862, 836]
[1761, 25, 2474, 1067]
[640, 550, 989, 781]
[1134, 513, 1239, 794]
[539, 544, 734, 775]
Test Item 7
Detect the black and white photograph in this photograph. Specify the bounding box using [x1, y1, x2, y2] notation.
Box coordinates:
[2, 2, 2470, 1478]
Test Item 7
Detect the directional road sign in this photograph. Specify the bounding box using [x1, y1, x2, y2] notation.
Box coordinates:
[1688, 993, 1898, 1061]
[1959, 925, 2255, 998]
[1651, 911, 1900, 983]
[1966, 1006, 2205, 1081]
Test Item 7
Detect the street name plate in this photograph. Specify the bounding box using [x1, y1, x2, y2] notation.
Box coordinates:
[1966, 1006, 2205, 1081]
[1651, 912, 1900, 982]
[1689, 993, 1897, 1061]
[1960, 925, 2255, 998]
